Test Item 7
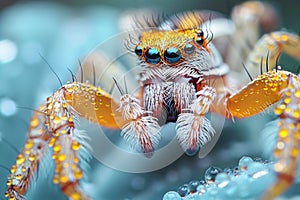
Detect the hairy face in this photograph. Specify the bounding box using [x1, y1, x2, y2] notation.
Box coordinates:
[133, 28, 214, 82]
[135, 29, 210, 66]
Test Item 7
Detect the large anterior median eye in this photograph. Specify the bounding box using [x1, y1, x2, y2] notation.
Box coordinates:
[164, 47, 181, 64]
[144, 48, 161, 64]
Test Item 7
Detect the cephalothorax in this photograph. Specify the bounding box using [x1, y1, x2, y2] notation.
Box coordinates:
[4, 1, 300, 200]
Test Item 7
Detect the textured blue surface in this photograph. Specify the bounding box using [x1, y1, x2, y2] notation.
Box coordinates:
[164, 156, 276, 200]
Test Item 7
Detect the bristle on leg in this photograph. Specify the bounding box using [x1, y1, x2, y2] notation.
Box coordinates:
[118, 94, 161, 157]
[176, 86, 216, 156]
[176, 113, 215, 156]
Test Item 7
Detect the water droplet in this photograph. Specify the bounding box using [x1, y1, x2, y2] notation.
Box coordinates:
[16, 154, 25, 165]
[188, 180, 200, 193]
[295, 89, 300, 98]
[293, 110, 300, 118]
[204, 166, 222, 184]
[223, 168, 232, 175]
[238, 156, 253, 170]
[163, 191, 181, 200]
[232, 166, 240, 176]
[71, 140, 80, 151]
[279, 128, 288, 138]
[177, 184, 189, 197]
[274, 106, 283, 115]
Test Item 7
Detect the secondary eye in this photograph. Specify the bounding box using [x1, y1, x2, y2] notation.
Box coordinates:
[144, 48, 161, 64]
[197, 29, 204, 37]
[135, 45, 143, 57]
[184, 44, 195, 54]
[196, 37, 203, 46]
[196, 29, 205, 46]
[164, 47, 181, 64]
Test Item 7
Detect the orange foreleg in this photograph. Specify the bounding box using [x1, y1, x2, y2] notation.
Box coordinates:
[227, 70, 293, 118]
[260, 75, 300, 200]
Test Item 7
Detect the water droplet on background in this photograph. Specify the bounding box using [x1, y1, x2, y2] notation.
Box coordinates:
[188, 180, 201, 193]
[162, 191, 181, 200]
[177, 184, 189, 197]
[204, 166, 222, 184]
[238, 156, 254, 170]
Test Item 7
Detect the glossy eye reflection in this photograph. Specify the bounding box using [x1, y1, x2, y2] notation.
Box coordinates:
[135, 45, 143, 56]
[145, 48, 161, 64]
[196, 37, 203, 46]
[197, 29, 204, 37]
[164, 47, 181, 64]
[196, 29, 205, 46]
[184, 44, 195, 54]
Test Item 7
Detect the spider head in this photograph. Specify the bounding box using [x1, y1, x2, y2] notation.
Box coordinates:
[134, 28, 210, 67]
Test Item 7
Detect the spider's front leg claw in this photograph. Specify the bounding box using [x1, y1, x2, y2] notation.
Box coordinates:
[117, 94, 161, 157]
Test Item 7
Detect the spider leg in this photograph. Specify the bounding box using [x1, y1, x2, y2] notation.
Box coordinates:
[5, 105, 49, 200]
[226, 70, 291, 118]
[5, 81, 126, 199]
[176, 85, 216, 156]
[242, 31, 300, 84]
[260, 76, 300, 200]
[211, 31, 300, 117]
[64, 82, 125, 129]
[226, 1, 278, 72]
[46, 87, 90, 200]
[116, 93, 161, 157]
[223, 70, 300, 199]
[211, 30, 300, 198]
[217, 31, 300, 91]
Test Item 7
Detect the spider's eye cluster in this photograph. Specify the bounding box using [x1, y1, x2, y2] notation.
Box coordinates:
[134, 44, 196, 65]
[196, 29, 205, 46]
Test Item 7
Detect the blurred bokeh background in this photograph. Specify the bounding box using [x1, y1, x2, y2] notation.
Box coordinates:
[0, 0, 299, 199]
